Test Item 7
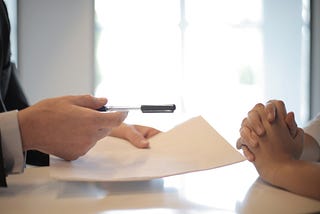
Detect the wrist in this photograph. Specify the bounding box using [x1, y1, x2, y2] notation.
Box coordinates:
[270, 159, 299, 188]
[17, 109, 33, 151]
[109, 123, 126, 137]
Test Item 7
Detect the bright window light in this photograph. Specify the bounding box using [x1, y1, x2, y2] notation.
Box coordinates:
[94, 0, 309, 143]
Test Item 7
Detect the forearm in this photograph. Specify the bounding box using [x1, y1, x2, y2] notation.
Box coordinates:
[300, 134, 320, 162]
[273, 160, 320, 201]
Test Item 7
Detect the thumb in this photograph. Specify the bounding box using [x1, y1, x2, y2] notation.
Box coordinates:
[285, 112, 297, 138]
[70, 95, 108, 110]
[295, 128, 304, 143]
[265, 101, 277, 122]
[293, 127, 304, 159]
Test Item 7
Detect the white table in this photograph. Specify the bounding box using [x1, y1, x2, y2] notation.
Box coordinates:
[1, 161, 319, 214]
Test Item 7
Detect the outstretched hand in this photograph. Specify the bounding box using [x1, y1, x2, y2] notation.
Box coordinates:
[110, 123, 161, 148]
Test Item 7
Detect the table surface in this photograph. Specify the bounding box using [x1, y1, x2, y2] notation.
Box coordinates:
[1, 161, 320, 214]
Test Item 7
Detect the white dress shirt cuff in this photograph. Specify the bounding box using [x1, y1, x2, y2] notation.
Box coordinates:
[0, 110, 25, 174]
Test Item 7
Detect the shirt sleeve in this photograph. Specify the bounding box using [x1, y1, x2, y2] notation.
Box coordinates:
[304, 113, 320, 147]
[0, 110, 25, 174]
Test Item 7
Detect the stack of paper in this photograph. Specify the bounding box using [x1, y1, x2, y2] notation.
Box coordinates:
[50, 116, 245, 181]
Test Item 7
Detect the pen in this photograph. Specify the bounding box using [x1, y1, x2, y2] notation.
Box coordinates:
[97, 104, 176, 113]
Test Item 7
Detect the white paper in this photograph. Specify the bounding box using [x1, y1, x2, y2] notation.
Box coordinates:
[50, 116, 245, 181]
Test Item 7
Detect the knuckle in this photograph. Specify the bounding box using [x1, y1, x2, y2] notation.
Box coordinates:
[83, 94, 93, 100]
[247, 109, 255, 116]
[254, 103, 265, 109]
[239, 127, 248, 139]
[78, 93, 90, 98]
[277, 100, 285, 108]
[241, 118, 247, 126]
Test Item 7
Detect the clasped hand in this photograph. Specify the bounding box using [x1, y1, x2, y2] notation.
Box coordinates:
[236, 100, 304, 183]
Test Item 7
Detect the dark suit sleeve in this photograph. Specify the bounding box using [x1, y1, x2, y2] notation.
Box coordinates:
[0, 131, 8, 187]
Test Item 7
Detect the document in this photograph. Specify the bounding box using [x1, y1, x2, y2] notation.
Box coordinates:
[50, 116, 245, 181]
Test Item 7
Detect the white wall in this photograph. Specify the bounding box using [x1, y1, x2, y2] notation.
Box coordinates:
[311, 0, 320, 118]
[263, 0, 308, 124]
[18, 0, 94, 104]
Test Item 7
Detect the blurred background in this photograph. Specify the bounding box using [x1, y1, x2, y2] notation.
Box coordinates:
[5, 0, 320, 144]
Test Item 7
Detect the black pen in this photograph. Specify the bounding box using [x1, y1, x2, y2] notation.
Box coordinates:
[97, 104, 176, 113]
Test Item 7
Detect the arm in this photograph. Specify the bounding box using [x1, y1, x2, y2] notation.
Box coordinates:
[18, 95, 128, 161]
[272, 159, 320, 200]
[18, 94, 160, 161]
[302, 114, 320, 161]
[255, 120, 320, 200]
[300, 133, 320, 161]
[239, 101, 320, 200]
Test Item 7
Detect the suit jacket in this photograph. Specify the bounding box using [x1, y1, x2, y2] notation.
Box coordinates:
[0, 0, 49, 187]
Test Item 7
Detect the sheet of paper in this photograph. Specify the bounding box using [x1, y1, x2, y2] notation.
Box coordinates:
[50, 116, 245, 181]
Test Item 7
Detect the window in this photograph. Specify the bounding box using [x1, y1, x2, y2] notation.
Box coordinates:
[95, 0, 310, 143]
